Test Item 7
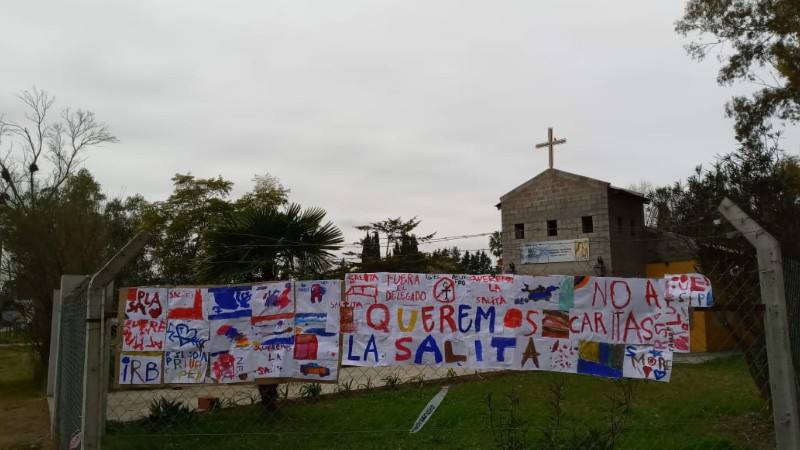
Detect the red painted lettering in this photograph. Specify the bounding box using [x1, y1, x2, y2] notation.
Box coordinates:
[366, 304, 390, 332]
[440, 305, 456, 333]
[610, 280, 631, 309]
[645, 280, 661, 308]
[525, 310, 539, 336]
[395, 337, 412, 361]
[421, 306, 435, 332]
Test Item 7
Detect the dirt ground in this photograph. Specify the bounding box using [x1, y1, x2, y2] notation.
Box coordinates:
[0, 396, 51, 450]
[0, 345, 52, 450]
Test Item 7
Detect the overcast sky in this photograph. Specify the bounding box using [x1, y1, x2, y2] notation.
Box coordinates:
[1, 1, 797, 257]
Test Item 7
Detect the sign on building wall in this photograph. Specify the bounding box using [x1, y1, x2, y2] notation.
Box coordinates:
[521, 238, 590, 264]
[115, 272, 713, 386]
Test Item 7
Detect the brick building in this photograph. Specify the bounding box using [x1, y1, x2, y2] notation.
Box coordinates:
[496, 168, 650, 277]
[496, 168, 732, 352]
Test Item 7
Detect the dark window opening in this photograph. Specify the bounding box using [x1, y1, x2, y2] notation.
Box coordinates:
[630, 220, 636, 236]
[617, 216, 622, 233]
[582, 216, 594, 233]
[547, 220, 558, 237]
[514, 223, 524, 239]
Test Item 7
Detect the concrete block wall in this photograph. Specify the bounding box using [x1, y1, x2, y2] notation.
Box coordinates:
[607, 190, 648, 277]
[499, 169, 616, 276]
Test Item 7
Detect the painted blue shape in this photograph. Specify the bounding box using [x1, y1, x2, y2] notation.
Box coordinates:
[458, 304, 473, 332]
[599, 341, 612, 363]
[208, 286, 253, 320]
[475, 306, 495, 333]
[262, 336, 295, 346]
[490, 336, 517, 362]
[295, 312, 327, 324]
[414, 335, 443, 364]
[364, 334, 380, 362]
[346, 335, 360, 361]
[577, 359, 622, 379]
[302, 327, 336, 337]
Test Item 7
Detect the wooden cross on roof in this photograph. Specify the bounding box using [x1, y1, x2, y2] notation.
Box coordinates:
[535, 127, 567, 169]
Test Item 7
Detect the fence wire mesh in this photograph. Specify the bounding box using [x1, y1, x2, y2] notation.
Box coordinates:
[785, 257, 800, 391]
[54, 280, 89, 450]
[96, 247, 780, 450]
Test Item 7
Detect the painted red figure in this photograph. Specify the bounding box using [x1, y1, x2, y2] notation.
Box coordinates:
[213, 353, 236, 380]
[278, 283, 292, 309]
[310, 283, 326, 304]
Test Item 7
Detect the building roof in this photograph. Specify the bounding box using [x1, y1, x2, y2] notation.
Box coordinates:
[495, 168, 649, 209]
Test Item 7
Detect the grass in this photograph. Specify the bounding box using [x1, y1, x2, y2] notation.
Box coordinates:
[0, 346, 51, 449]
[0, 345, 42, 401]
[104, 355, 775, 450]
[0, 324, 27, 345]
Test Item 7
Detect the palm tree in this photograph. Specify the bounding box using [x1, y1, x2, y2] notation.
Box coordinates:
[196, 203, 343, 412]
[489, 231, 503, 260]
[197, 203, 344, 283]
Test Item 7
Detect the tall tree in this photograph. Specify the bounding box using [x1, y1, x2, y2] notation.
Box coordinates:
[355, 217, 435, 258]
[354, 217, 435, 273]
[489, 231, 503, 261]
[650, 135, 800, 258]
[197, 202, 343, 411]
[649, 133, 800, 405]
[103, 194, 158, 287]
[234, 174, 290, 211]
[0, 89, 117, 370]
[143, 174, 235, 284]
[198, 203, 344, 283]
[359, 231, 380, 265]
[676, 0, 800, 138]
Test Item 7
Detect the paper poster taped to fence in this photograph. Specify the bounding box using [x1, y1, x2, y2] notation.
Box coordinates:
[664, 273, 713, 307]
[125, 287, 166, 321]
[119, 352, 162, 385]
[210, 348, 252, 383]
[164, 351, 208, 384]
[165, 319, 209, 351]
[622, 344, 673, 382]
[122, 319, 167, 352]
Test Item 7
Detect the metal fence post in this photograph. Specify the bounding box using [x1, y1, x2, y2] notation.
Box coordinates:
[47, 288, 60, 430]
[719, 197, 800, 449]
[82, 231, 150, 450]
[49, 275, 87, 436]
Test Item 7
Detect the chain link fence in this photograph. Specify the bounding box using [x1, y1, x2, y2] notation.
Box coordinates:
[95, 250, 780, 450]
[784, 257, 800, 390]
[45, 227, 790, 449]
[53, 280, 89, 450]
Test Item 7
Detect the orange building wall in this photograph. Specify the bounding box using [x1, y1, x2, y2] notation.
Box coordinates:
[645, 261, 734, 353]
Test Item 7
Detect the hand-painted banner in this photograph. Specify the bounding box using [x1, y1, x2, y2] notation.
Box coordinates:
[341, 272, 711, 382]
[118, 280, 341, 386]
[117, 272, 711, 386]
